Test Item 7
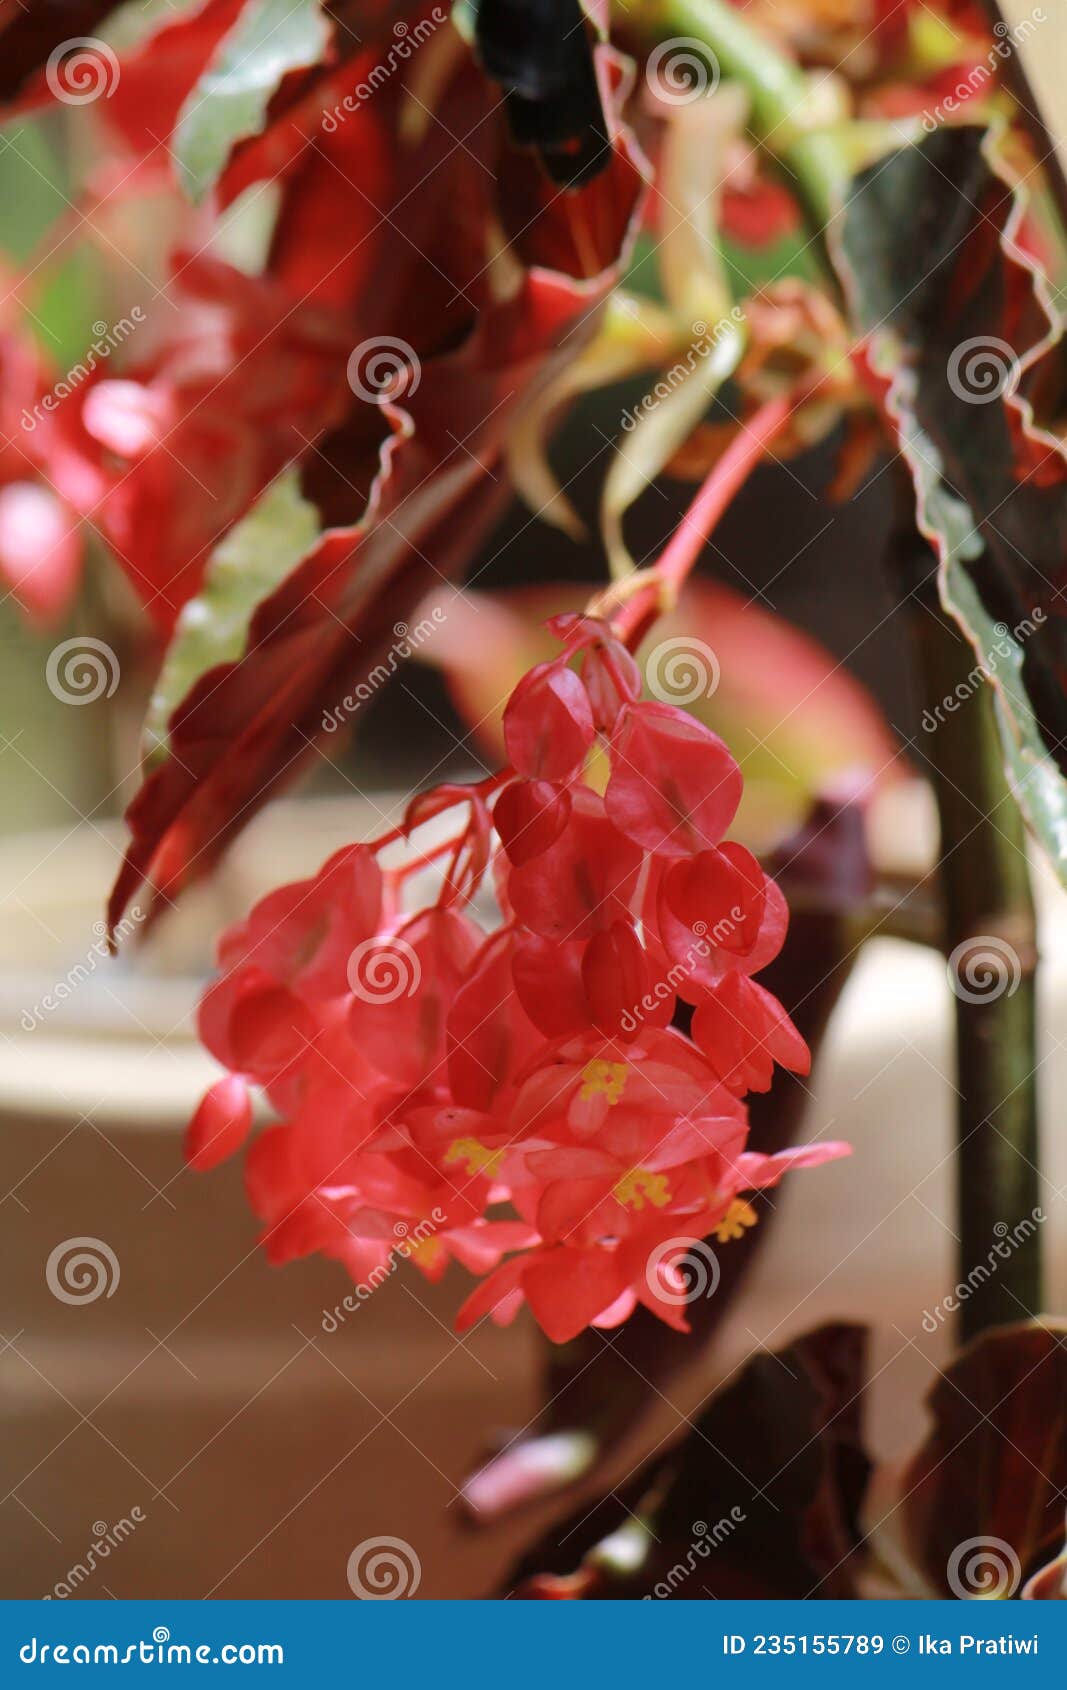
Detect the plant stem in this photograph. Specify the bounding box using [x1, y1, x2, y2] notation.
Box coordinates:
[617, 0, 850, 229]
[624, 0, 1046, 1337]
[601, 382, 813, 647]
[893, 512, 1043, 1341]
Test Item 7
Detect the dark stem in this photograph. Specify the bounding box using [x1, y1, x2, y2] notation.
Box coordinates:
[892, 507, 1043, 1341]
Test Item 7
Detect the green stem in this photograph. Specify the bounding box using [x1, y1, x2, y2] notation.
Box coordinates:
[617, 0, 850, 229]
[893, 510, 1043, 1341]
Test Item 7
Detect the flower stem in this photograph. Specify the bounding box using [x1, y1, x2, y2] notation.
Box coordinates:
[603, 382, 812, 647]
[617, 0, 850, 230]
[892, 510, 1043, 1341]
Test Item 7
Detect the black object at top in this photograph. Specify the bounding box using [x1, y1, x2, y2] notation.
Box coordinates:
[474, 0, 611, 186]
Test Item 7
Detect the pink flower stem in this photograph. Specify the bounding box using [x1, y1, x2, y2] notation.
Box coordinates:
[611, 382, 814, 650]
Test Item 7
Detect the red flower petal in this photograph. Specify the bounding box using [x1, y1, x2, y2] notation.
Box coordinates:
[658, 844, 790, 990]
[507, 789, 643, 941]
[347, 909, 481, 1087]
[605, 701, 742, 857]
[581, 921, 654, 1041]
[661, 843, 767, 957]
[503, 660, 595, 782]
[494, 778, 572, 866]
[199, 966, 315, 1082]
[580, 634, 641, 732]
[447, 931, 542, 1110]
[511, 930, 589, 1038]
[522, 1246, 628, 1344]
[691, 974, 809, 1093]
[185, 1075, 252, 1172]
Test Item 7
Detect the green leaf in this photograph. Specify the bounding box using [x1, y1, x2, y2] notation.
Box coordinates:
[599, 322, 742, 577]
[894, 395, 1067, 875]
[144, 470, 319, 763]
[174, 0, 331, 200]
[599, 88, 747, 575]
[835, 123, 1067, 881]
[506, 291, 684, 543]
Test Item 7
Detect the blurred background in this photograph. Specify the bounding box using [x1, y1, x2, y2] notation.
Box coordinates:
[2, 6, 1065, 1602]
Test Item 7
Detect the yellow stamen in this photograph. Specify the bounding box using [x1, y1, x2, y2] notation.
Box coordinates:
[613, 1167, 671, 1211]
[444, 1137, 504, 1178]
[714, 1198, 759, 1243]
[579, 1059, 628, 1104]
[408, 1234, 445, 1270]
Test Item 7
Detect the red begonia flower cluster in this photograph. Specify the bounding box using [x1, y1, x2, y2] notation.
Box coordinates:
[188, 614, 848, 1343]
